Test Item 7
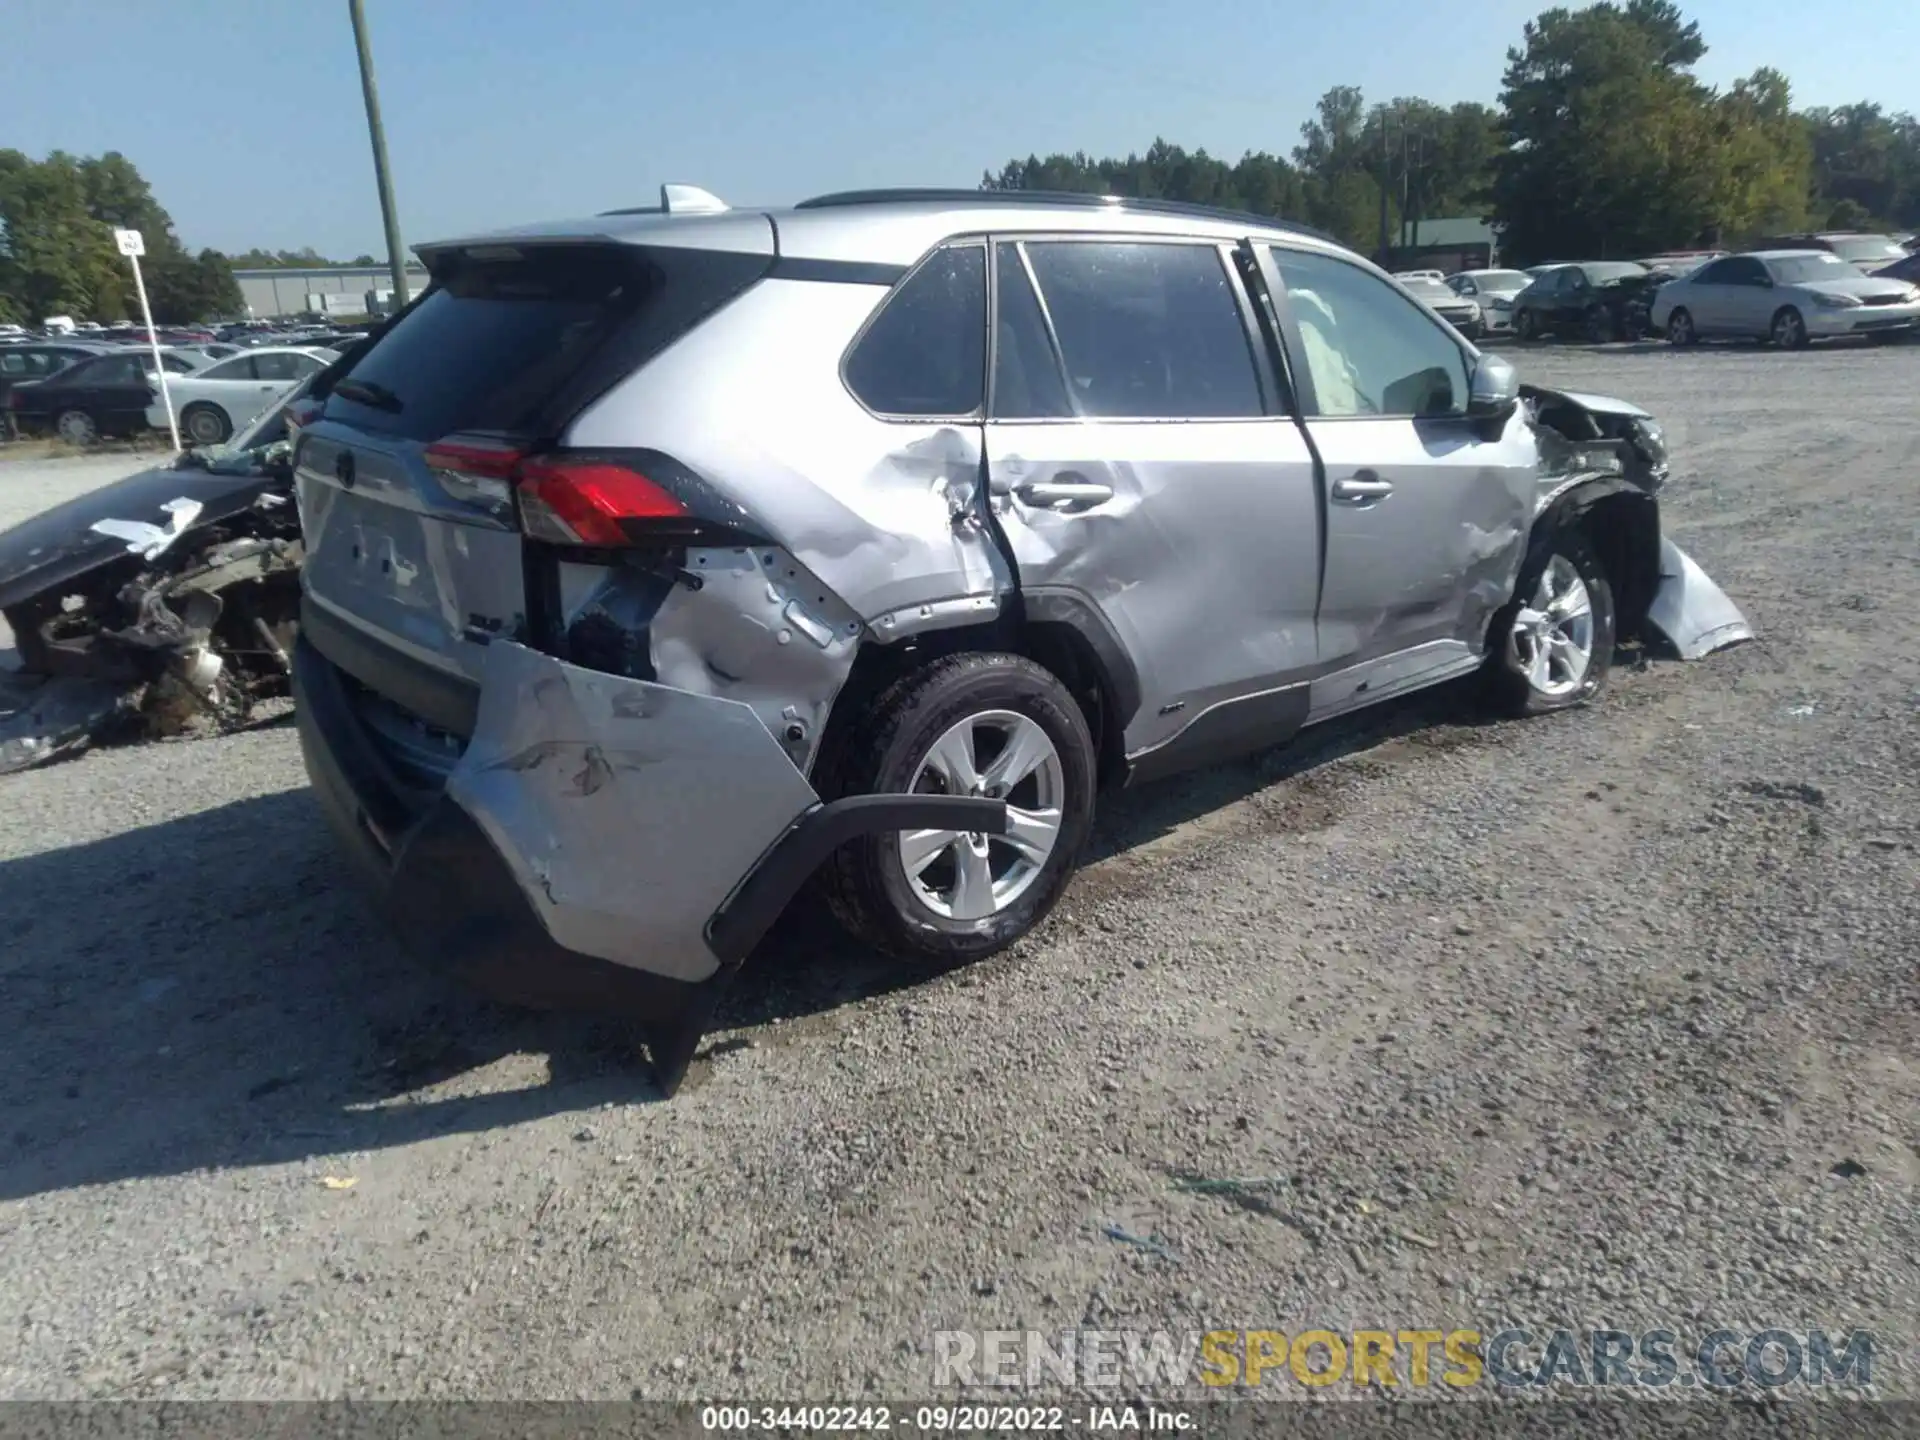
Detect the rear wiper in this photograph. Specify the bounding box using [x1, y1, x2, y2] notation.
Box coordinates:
[332, 378, 404, 413]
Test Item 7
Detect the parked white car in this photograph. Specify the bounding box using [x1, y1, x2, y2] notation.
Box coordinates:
[1649, 250, 1920, 349]
[146, 346, 332, 446]
[1446, 268, 1534, 334]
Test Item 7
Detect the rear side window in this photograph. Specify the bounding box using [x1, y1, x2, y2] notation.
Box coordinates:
[1022, 241, 1264, 419]
[323, 243, 767, 441]
[844, 244, 986, 417]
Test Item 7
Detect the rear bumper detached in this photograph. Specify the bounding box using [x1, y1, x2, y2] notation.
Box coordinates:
[293, 634, 1005, 1094]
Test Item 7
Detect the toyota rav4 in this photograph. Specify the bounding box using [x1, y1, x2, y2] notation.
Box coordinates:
[290, 186, 1751, 1092]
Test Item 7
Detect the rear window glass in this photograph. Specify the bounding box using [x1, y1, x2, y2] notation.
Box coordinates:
[320, 244, 764, 441]
[844, 245, 986, 417]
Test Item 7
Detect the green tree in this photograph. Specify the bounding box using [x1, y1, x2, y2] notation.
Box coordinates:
[983, 139, 1308, 224]
[1492, 3, 1811, 262]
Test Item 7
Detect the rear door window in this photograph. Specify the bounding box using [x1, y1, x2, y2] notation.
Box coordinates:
[1021, 241, 1265, 419]
[844, 244, 987, 418]
[990, 243, 1072, 420]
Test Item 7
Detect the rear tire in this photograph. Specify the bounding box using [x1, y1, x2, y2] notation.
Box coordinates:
[181, 402, 231, 446]
[1485, 531, 1616, 717]
[1515, 309, 1538, 342]
[55, 409, 97, 446]
[1667, 308, 1697, 346]
[817, 653, 1097, 963]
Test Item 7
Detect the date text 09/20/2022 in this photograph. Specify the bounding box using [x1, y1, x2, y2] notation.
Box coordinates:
[702, 1406, 1192, 1432]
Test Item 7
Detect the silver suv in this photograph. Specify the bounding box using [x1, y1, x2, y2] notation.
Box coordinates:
[291, 186, 1751, 1091]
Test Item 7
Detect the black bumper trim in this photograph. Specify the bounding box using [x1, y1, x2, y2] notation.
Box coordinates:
[705, 793, 1008, 967]
[300, 593, 480, 738]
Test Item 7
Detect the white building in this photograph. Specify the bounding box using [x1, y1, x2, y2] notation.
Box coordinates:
[234, 264, 431, 320]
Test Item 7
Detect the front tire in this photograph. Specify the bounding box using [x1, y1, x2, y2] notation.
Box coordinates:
[1515, 309, 1538, 342]
[1771, 306, 1810, 350]
[818, 653, 1097, 963]
[1486, 532, 1616, 717]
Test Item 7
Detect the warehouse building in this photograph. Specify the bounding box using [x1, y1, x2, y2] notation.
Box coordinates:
[234, 263, 431, 320]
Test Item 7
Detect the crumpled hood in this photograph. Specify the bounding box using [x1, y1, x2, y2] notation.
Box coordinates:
[0, 463, 285, 612]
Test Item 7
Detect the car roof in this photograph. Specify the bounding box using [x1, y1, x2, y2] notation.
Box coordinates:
[418, 188, 1348, 269]
[1746, 249, 1836, 261]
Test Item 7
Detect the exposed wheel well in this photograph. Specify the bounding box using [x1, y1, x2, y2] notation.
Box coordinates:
[1537, 485, 1661, 639]
[813, 610, 1131, 792]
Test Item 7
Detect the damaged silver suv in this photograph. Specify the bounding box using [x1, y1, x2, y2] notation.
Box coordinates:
[291, 186, 1751, 1091]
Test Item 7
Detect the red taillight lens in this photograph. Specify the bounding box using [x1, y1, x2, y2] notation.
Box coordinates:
[516, 458, 687, 547]
[423, 436, 688, 547]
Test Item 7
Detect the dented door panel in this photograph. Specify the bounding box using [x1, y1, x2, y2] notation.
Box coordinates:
[564, 278, 1008, 628]
[1309, 406, 1537, 666]
[985, 418, 1322, 756]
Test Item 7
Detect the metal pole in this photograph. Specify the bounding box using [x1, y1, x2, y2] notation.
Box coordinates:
[1377, 111, 1391, 263]
[349, 0, 409, 307]
[130, 254, 180, 452]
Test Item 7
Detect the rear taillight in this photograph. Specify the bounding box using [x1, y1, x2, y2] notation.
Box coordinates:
[423, 436, 690, 548]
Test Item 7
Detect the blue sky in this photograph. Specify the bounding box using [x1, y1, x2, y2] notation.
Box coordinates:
[2, 0, 1914, 259]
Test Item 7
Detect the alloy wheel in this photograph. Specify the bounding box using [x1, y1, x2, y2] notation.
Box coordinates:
[898, 709, 1065, 922]
[1506, 556, 1596, 699]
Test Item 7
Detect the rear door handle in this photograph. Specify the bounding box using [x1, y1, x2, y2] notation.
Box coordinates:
[1014, 479, 1114, 510]
[1331, 474, 1394, 503]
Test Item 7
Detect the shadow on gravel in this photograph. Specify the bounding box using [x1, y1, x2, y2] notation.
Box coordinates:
[0, 675, 1505, 1201]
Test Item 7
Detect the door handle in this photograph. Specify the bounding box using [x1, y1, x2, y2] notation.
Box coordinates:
[1331, 474, 1394, 503]
[1014, 478, 1114, 510]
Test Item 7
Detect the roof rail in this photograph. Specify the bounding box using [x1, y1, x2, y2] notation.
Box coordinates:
[793, 187, 1337, 244]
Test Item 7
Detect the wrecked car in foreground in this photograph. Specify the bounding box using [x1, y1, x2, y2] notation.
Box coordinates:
[288, 188, 1753, 1094]
[0, 390, 308, 773]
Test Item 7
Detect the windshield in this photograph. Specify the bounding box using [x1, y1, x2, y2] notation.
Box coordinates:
[1828, 236, 1905, 265]
[1402, 278, 1455, 301]
[1584, 262, 1649, 284]
[1768, 253, 1860, 284]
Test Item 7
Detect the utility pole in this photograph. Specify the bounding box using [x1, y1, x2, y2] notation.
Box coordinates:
[349, 0, 410, 307]
[1377, 107, 1392, 265]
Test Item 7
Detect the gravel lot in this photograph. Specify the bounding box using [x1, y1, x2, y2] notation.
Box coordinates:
[1, 346, 1914, 1405]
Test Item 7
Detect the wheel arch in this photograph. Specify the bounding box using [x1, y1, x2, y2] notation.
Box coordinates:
[812, 597, 1138, 793]
[1528, 479, 1661, 640]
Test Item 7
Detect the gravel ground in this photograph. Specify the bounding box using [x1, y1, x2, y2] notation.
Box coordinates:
[0, 347, 1914, 1406]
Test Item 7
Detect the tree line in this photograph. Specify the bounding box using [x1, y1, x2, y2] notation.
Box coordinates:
[984, 0, 1920, 265]
[6, 0, 1916, 322]
[0, 156, 388, 327]
[0, 150, 243, 325]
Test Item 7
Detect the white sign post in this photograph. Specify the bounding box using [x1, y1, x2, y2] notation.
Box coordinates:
[113, 228, 181, 452]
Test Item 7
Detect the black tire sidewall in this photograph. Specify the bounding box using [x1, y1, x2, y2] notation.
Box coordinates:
[1488, 531, 1617, 716]
[833, 656, 1096, 961]
[1773, 307, 1807, 349]
[1669, 309, 1694, 345]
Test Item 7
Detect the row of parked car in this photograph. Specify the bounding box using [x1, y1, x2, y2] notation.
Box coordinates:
[1396, 229, 1920, 349]
[0, 330, 356, 446]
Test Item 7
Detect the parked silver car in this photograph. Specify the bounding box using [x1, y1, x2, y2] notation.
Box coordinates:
[1446, 268, 1533, 333]
[1397, 274, 1484, 337]
[1651, 250, 1920, 348]
[290, 186, 1751, 1090]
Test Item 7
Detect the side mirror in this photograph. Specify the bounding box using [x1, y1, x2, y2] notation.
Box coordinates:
[1467, 353, 1519, 419]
